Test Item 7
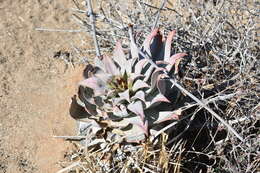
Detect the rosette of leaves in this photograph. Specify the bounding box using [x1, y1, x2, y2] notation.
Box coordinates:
[70, 28, 187, 146]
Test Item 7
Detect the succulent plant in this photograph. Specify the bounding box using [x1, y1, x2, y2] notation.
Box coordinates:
[70, 28, 187, 146]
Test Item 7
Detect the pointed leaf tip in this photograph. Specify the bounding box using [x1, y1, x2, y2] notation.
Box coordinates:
[127, 101, 145, 120]
[113, 41, 127, 68]
[102, 55, 119, 75]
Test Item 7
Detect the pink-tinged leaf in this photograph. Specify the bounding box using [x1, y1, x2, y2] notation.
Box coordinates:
[146, 68, 165, 93]
[143, 28, 159, 56]
[154, 111, 180, 124]
[113, 42, 127, 68]
[166, 53, 187, 72]
[127, 101, 145, 120]
[147, 93, 170, 108]
[164, 30, 176, 60]
[79, 77, 106, 96]
[102, 55, 119, 75]
[134, 59, 148, 74]
[132, 79, 150, 91]
[131, 90, 146, 102]
[122, 117, 148, 143]
[134, 120, 148, 136]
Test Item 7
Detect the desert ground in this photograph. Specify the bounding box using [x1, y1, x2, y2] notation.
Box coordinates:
[0, 0, 88, 172]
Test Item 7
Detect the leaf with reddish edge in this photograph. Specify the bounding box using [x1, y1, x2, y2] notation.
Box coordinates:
[113, 42, 127, 68]
[154, 111, 180, 124]
[164, 30, 176, 60]
[143, 28, 160, 57]
[102, 55, 120, 75]
[146, 68, 165, 94]
[166, 53, 187, 72]
[134, 59, 148, 74]
[127, 101, 145, 121]
[123, 117, 148, 142]
[132, 79, 150, 92]
[147, 93, 171, 108]
[134, 120, 148, 136]
[79, 77, 107, 96]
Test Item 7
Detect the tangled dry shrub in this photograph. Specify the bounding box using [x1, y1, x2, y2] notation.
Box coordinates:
[55, 0, 259, 172]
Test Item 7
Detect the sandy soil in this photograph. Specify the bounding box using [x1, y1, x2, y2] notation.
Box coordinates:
[0, 0, 88, 172]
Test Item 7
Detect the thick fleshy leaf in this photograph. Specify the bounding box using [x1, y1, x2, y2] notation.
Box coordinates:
[114, 89, 130, 104]
[83, 64, 95, 78]
[113, 42, 128, 69]
[127, 101, 145, 120]
[146, 68, 165, 93]
[78, 119, 102, 136]
[150, 30, 164, 61]
[70, 95, 91, 119]
[123, 125, 146, 143]
[121, 116, 148, 143]
[154, 110, 180, 124]
[166, 53, 187, 72]
[113, 105, 128, 117]
[146, 93, 171, 108]
[79, 77, 106, 96]
[102, 55, 120, 75]
[119, 89, 130, 102]
[132, 119, 148, 136]
[94, 69, 112, 83]
[143, 65, 155, 82]
[132, 79, 150, 91]
[143, 28, 159, 57]
[83, 99, 98, 116]
[157, 75, 173, 96]
[164, 30, 176, 60]
[134, 59, 148, 74]
[131, 90, 145, 102]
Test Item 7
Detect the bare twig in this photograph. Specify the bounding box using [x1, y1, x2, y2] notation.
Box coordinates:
[53, 135, 86, 140]
[152, 0, 168, 30]
[86, 0, 101, 57]
[142, 1, 182, 17]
